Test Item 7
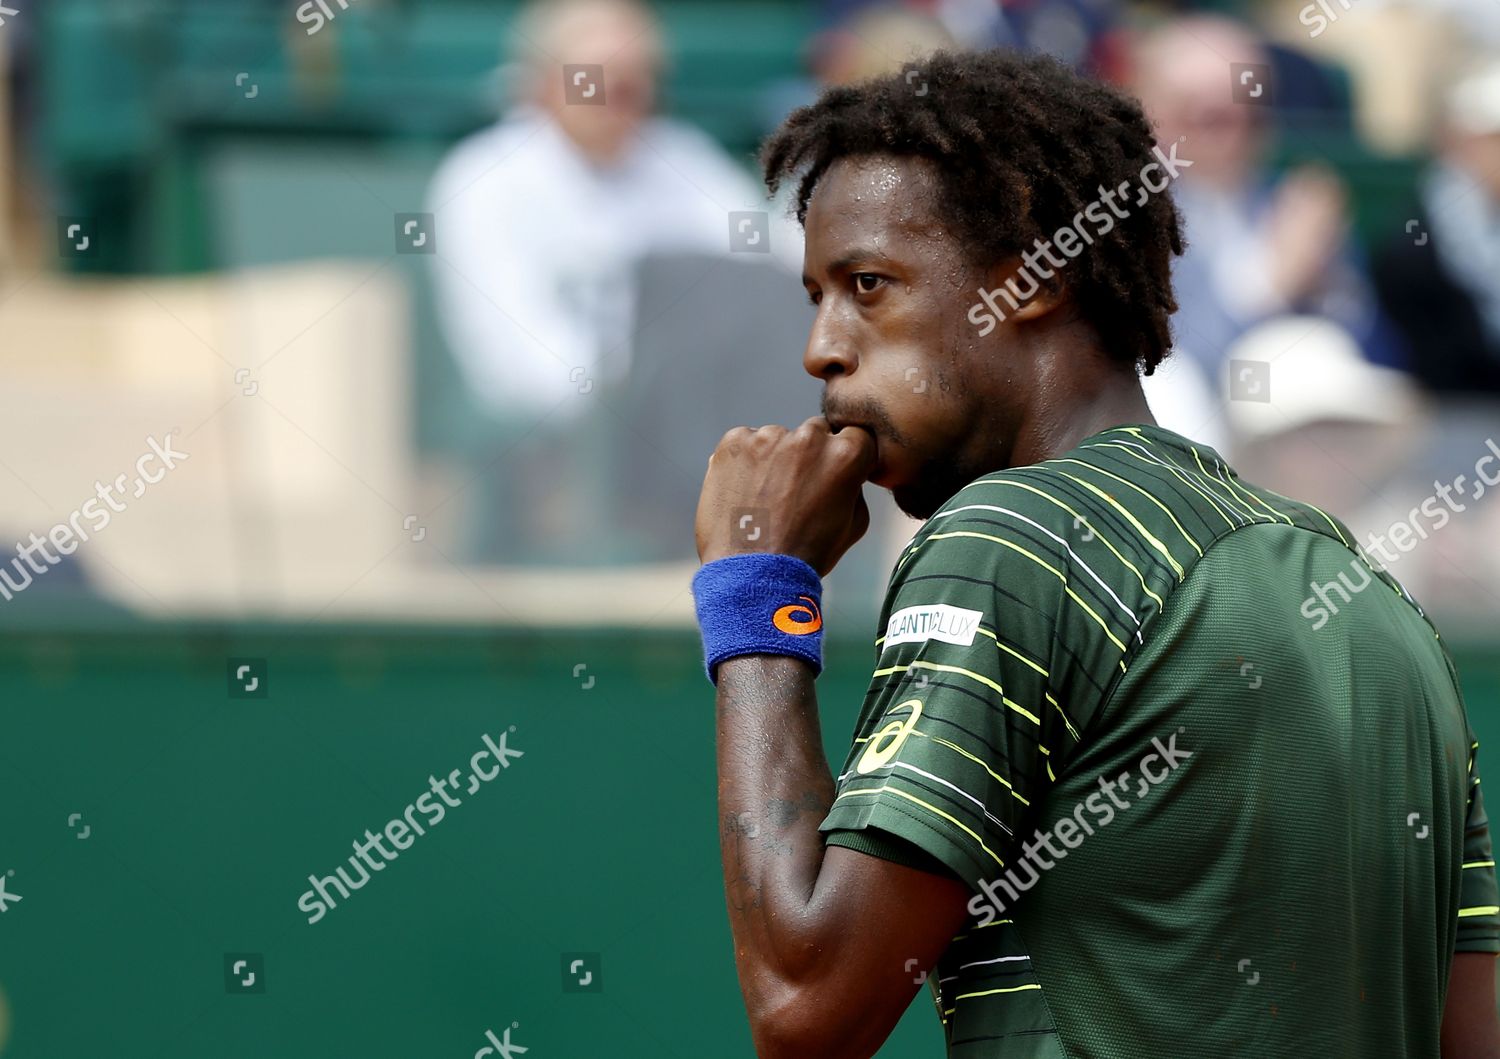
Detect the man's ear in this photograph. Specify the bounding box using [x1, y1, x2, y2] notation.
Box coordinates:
[979, 255, 1069, 324]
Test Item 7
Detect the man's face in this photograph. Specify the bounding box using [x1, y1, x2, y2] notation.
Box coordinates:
[1132, 30, 1267, 191]
[801, 155, 1015, 521]
[538, 7, 660, 164]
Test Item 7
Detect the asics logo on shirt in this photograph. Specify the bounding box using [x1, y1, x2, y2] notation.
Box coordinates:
[857, 698, 924, 774]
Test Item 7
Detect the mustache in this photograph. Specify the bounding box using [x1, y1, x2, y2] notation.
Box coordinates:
[819, 394, 897, 440]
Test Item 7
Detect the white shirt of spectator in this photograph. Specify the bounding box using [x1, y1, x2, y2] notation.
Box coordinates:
[425, 103, 802, 422]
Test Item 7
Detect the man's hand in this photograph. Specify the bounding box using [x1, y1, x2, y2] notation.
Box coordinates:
[696, 416, 877, 577]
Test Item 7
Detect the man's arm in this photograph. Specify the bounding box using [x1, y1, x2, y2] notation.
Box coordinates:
[1442, 952, 1500, 1058]
[716, 653, 973, 1059]
[1448, 726, 1500, 1056]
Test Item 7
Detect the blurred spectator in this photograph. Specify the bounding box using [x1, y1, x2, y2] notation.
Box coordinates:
[962, 0, 1124, 76]
[812, 4, 956, 87]
[1222, 316, 1424, 515]
[426, 0, 798, 427]
[1374, 60, 1500, 396]
[1271, 0, 1457, 156]
[814, 0, 1123, 76]
[1426, 0, 1500, 48]
[759, 5, 956, 135]
[1130, 16, 1407, 381]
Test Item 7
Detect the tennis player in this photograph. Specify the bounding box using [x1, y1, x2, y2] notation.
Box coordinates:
[691, 49, 1500, 1057]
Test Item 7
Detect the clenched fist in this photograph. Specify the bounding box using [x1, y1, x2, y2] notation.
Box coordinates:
[695, 416, 877, 577]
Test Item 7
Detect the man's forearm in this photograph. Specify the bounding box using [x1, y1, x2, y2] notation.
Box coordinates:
[716, 653, 837, 1014]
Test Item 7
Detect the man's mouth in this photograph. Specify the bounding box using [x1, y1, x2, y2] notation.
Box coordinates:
[828, 418, 876, 449]
[826, 416, 869, 436]
[827, 418, 885, 481]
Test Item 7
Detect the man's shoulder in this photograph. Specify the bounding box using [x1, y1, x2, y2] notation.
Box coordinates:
[893, 431, 1196, 594]
[888, 422, 1389, 614]
[885, 424, 1355, 658]
[884, 462, 1112, 627]
[895, 468, 1070, 581]
[909, 462, 1094, 550]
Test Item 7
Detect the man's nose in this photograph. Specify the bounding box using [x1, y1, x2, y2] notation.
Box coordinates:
[803, 307, 858, 381]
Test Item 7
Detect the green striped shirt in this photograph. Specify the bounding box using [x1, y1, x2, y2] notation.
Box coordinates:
[822, 423, 1500, 1057]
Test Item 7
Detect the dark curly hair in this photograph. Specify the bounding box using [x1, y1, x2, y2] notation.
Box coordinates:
[760, 49, 1185, 374]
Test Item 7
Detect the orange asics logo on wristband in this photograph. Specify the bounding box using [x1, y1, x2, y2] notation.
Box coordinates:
[772, 595, 822, 635]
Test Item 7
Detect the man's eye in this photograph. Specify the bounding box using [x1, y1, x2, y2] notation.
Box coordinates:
[806, 290, 822, 306]
[854, 273, 883, 294]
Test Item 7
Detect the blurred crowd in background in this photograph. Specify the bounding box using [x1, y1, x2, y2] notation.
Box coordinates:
[1, 0, 1499, 628]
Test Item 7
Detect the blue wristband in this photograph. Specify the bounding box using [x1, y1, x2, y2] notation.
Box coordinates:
[690, 553, 825, 685]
